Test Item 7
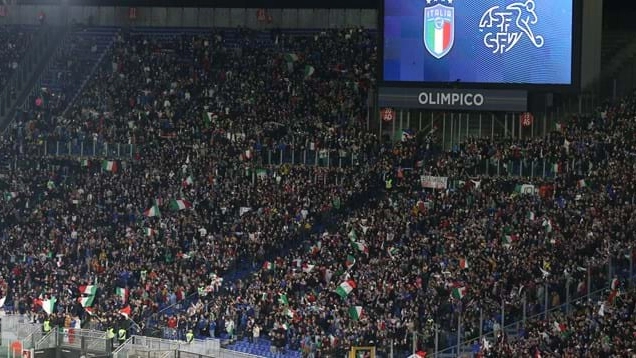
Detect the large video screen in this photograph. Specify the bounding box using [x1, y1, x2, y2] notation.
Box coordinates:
[382, 0, 575, 85]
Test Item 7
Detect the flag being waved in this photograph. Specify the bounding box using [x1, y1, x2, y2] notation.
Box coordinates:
[102, 160, 118, 173]
[170, 199, 192, 211]
[335, 280, 356, 299]
[143, 205, 161, 217]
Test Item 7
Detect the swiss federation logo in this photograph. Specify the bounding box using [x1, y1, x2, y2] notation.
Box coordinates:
[479, 0, 545, 54]
[423, 0, 455, 59]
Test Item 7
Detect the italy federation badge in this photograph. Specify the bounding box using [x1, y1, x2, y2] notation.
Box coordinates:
[423, 0, 455, 59]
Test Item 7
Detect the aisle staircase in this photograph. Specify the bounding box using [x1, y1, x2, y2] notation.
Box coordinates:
[23, 26, 117, 115]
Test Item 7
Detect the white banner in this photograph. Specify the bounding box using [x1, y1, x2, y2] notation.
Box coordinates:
[421, 176, 448, 189]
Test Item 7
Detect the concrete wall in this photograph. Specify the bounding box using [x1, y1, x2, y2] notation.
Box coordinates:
[0, 5, 378, 29]
[580, 0, 603, 90]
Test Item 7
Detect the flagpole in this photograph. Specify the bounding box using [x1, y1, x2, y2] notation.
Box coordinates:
[522, 292, 527, 327]
[565, 276, 571, 315]
[544, 282, 549, 320]
[412, 331, 416, 354]
[501, 294, 505, 334]
[434, 324, 439, 357]
[478, 307, 483, 338]
[456, 309, 462, 355]
[630, 252, 633, 288]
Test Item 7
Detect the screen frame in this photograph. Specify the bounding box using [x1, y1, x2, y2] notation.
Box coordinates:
[378, 0, 582, 92]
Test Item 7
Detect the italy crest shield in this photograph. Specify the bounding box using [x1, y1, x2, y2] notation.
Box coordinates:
[423, 3, 455, 59]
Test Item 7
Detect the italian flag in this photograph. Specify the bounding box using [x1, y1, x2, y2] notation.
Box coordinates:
[4, 192, 17, 201]
[576, 281, 586, 294]
[347, 229, 357, 240]
[41, 297, 57, 315]
[459, 258, 468, 270]
[527, 211, 535, 220]
[611, 278, 619, 290]
[203, 112, 216, 127]
[284, 53, 299, 62]
[144, 228, 157, 237]
[542, 219, 553, 233]
[301, 263, 315, 273]
[388, 247, 399, 259]
[303, 65, 315, 79]
[119, 305, 131, 318]
[335, 280, 356, 298]
[407, 352, 427, 358]
[309, 242, 322, 255]
[79, 285, 97, 296]
[278, 293, 289, 305]
[553, 321, 567, 333]
[349, 306, 363, 321]
[263, 261, 275, 271]
[143, 205, 161, 217]
[284, 308, 295, 319]
[345, 255, 356, 270]
[78, 295, 95, 308]
[170, 199, 192, 211]
[182, 176, 194, 187]
[78, 285, 97, 307]
[102, 160, 118, 173]
[577, 179, 587, 188]
[255, 169, 267, 179]
[116, 288, 129, 303]
[451, 286, 467, 300]
[352, 241, 368, 254]
[552, 163, 562, 173]
[502, 234, 517, 247]
[426, 18, 452, 56]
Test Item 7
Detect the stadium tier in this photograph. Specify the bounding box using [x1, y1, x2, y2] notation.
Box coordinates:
[0, 12, 633, 358]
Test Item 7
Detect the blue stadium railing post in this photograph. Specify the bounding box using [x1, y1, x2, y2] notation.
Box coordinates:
[630, 254, 633, 288]
[565, 277, 571, 315]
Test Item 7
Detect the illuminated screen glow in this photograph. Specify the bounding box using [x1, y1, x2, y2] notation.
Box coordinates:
[382, 0, 574, 85]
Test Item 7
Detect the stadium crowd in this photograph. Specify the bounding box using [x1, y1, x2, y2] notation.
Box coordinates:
[0, 25, 635, 358]
[478, 288, 636, 357]
[0, 25, 34, 87]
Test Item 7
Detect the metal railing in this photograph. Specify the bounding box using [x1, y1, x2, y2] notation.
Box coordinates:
[459, 157, 581, 178]
[0, 25, 57, 120]
[37, 140, 137, 158]
[430, 249, 635, 357]
[112, 336, 133, 358]
[0, 314, 40, 342]
[34, 140, 374, 168]
[35, 327, 57, 350]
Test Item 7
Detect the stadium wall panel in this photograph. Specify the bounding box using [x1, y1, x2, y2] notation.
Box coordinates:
[0, 5, 379, 29]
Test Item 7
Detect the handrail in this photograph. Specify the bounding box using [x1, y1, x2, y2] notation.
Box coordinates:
[35, 327, 57, 349]
[435, 277, 631, 356]
[61, 30, 116, 117]
[0, 25, 69, 133]
[0, 25, 48, 117]
[112, 336, 133, 356]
